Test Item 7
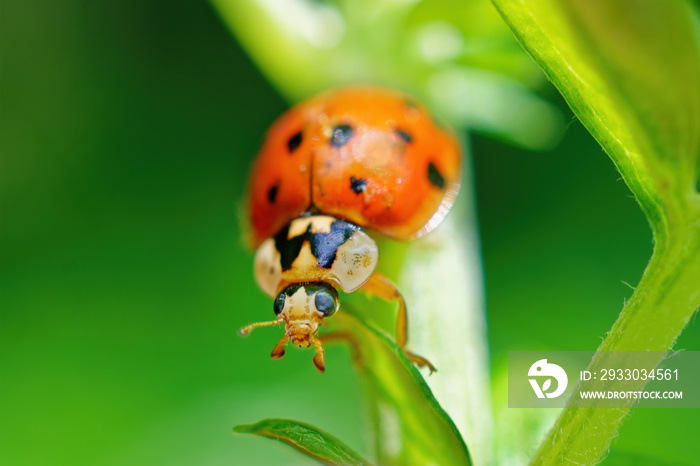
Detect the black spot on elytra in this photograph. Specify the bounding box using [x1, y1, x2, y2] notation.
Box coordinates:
[396, 129, 412, 143]
[287, 131, 302, 153]
[267, 185, 279, 203]
[330, 124, 353, 147]
[350, 176, 367, 194]
[427, 162, 445, 189]
[273, 219, 358, 271]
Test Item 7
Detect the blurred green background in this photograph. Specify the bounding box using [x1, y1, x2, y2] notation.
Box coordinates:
[1, 1, 698, 465]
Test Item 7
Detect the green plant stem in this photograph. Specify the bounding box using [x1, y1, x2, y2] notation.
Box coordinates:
[397, 199, 492, 465]
[531, 198, 700, 465]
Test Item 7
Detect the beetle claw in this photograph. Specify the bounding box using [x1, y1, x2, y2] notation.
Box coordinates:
[271, 336, 289, 359]
[313, 352, 325, 372]
[311, 336, 325, 372]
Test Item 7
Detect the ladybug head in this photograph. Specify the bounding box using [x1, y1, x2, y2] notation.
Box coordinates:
[239, 282, 339, 372]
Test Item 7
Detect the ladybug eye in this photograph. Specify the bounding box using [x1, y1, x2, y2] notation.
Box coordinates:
[330, 124, 353, 147]
[314, 288, 339, 317]
[273, 292, 286, 315]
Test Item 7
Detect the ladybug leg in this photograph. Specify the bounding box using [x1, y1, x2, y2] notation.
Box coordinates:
[359, 273, 408, 343]
[271, 335, 289, 360]
[403, 351, 436, 373]
[310, 336, 325, 373]
[360, 273, 437, 373]
[319, 331, 364, 369]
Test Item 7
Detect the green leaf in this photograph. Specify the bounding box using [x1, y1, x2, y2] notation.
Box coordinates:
[490, 1, 700, 465]
[211, 0, 564, 149]
[232, 308, 475, 466]
[332, 312, 472, 466]
[234, 418, 369, 465]
[491, 0, 700, 232]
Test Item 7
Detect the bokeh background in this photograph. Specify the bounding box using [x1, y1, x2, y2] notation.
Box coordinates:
[2, 1, 698, 465]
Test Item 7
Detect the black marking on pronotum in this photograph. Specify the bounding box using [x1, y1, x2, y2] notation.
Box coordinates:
[350, 176, 367, 194]
[396, 129, 412, 143]
[274, 219, 358, 270]
[427, 162, 445, 189]
[267, 184, 279, 203]
[330, 124, 353, 147]
[287, 131, 302, 153]
[310, 220, 357, 268]
[274, 223, 311, 271]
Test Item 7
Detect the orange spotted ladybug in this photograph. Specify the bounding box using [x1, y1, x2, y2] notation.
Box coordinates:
[240, 87, 461, 372]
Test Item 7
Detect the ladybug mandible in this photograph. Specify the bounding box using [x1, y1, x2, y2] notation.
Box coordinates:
[240, 88, 461, 372]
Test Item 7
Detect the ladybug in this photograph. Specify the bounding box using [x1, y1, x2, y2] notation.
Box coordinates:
[240, 88, 461, 372]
